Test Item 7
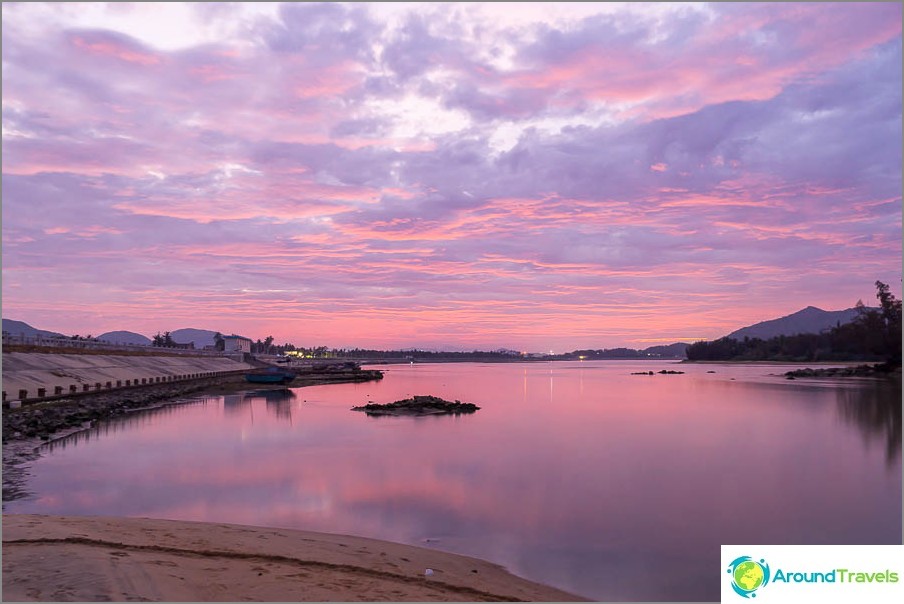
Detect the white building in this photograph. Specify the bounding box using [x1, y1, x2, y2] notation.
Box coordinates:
[222, 335, 253, 353]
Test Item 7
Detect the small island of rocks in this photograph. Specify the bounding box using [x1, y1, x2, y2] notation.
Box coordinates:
[784, 364, 899, 379]
[351, 395, 480, 416]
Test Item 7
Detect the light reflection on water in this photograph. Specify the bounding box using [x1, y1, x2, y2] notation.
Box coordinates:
[5, 361, 901, 601]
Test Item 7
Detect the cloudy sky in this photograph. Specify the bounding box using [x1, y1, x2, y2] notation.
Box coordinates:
[2, 2, 901, 351]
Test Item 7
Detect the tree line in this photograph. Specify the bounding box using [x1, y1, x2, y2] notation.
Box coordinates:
[686, 281, 902, 366]
[323, 348, 523, 361]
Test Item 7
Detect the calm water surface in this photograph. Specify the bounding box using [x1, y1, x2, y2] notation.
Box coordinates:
[5, 361, 901, 601]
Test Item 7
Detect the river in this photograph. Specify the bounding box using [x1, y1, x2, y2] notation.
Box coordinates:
[3, 361, 901, 601]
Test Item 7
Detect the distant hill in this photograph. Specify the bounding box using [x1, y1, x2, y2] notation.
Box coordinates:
[2, 318, 65, 339]
[727, 306, 863, 341]
[169, 328, 222, 349]
[97, 330, 152, 346]
[3, 320, 243, 349]
[642, 343, 689, 358]
[565, 343, 689, 360]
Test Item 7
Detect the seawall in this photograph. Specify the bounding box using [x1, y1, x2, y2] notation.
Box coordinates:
[1, 352, 252, 404]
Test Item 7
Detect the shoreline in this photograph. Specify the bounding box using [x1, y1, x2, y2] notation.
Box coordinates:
[1, 371, 589, 602]
[1, 514, 587, 601]
[679, 359, 885, 365]
[2, 368, 383, 442]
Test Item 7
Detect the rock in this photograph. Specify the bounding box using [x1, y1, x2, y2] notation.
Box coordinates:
[351, 395, 480, 416]
[632, 370, 685, 375]
[783, 364, 888, 379]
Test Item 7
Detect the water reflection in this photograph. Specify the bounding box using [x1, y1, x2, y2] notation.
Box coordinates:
[221, 389, 297, 421]
[42, 398, 215, 454]
[43, 390, 299, 453]
[7, 363, 901, 602]
[261, 389, 296, 423]
[835, 378, 902, 465]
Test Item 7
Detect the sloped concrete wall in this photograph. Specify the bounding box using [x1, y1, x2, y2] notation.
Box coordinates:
[2, 353, 252, 403]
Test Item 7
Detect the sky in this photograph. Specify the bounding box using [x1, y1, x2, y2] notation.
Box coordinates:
[1, 2, 902, 352]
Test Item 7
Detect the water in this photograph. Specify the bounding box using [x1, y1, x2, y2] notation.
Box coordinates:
[4, 361, 901, 601]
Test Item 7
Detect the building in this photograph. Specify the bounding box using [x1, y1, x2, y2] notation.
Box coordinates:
[222, 335, 253, 353]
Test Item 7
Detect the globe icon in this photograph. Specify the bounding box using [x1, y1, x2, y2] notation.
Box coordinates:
[733, 560, 765, 592]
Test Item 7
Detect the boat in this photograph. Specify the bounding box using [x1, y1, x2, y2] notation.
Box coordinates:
[244, 366, 296, 384]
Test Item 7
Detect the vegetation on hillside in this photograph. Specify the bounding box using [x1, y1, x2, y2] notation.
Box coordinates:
[686, 281, 902, 366]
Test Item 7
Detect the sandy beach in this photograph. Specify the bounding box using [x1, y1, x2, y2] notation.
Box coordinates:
[1, 514, 587, 602]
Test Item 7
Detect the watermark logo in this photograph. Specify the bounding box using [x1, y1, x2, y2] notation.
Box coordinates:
[723, 545, 904, 603]
[727, 556, 771, 598]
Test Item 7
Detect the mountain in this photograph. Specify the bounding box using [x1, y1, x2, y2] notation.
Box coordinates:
[4, 320, 237, 348]
[169, 328, 223, 349]
[2, 318, 65, 339]
[97, 330, 152, 346]
[726, 306, 863, 341]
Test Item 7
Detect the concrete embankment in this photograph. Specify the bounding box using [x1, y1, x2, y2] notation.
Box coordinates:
[1, 352, 252, 404]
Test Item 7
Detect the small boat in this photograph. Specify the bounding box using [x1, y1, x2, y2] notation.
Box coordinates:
[245, 367, 296, 384]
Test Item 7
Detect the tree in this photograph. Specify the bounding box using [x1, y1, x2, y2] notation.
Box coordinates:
[874, 281, 902, 366]
[214, 332, 225, 351]
[153, 332, 175, 347]
[264, 335, 274, 354]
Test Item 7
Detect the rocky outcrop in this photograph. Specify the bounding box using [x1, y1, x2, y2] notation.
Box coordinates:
[630, 370, 685, 375]
[352, 395, 480, 416]
[784, 364, 900, 379]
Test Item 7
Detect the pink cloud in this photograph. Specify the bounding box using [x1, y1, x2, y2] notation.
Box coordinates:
[70, 33, 162, 66]
[492, 3, 902, 120]
[1, 3, 900, 350]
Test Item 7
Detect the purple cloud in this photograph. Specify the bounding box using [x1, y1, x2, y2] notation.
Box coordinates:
[1, 3, 900, 351]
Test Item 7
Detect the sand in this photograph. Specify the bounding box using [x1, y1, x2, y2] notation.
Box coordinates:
[1, 514, 587, 602]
